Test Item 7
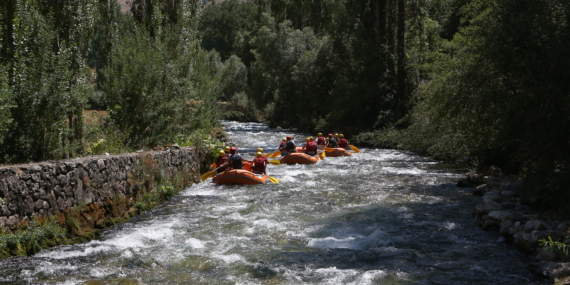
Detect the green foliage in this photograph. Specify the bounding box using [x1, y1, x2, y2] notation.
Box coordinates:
[102, 1, 221, 149]
[199, 0, 258, 61]
[0, 67, 13, 146]
[0, 0, 95, 163]
[540, 236, 570, 256]
[0, 219, 67, 257]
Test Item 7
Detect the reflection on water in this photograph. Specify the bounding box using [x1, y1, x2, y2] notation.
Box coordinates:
[0, 121, 547, 284]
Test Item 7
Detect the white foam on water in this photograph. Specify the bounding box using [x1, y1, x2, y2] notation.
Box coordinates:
[379, 166, 426, 175]
[311, 267, 387, 285]
[213, 253, 246, 264]
[253, 218, 281, 229]
[442, 221, 457, 230]
[185, 237, 206, 249]
[308, 229, 391, 250]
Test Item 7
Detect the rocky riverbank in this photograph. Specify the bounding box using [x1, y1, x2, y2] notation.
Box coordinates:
[465, 166, 570, 284]
[0, 146, 206, 258]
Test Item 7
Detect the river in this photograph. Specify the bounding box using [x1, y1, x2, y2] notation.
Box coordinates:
[0, 121, 547, 284]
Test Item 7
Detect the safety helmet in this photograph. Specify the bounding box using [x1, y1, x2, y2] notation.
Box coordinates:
[225, 146, 230, 152]
[328, 133, 333, 138]
[257, 148, 263, 152]
[230, 147, 237, 154]
[326, 137, 330, 141]
[310, 137, 314, 141]
[286, 135, 292, 140]
[318, 133, 322, 136]
[256, 152, 263, 157]
[219, 150, 225, 156]
[306, 137, 310, 142]
[282, 138, 287, 141]
[339, 134, 344, 138]
[334, 133, 339, 137]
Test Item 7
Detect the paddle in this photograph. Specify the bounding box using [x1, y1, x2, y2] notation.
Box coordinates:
[200, 168, 218, 182]
[324, 147, 334, 152]
[349, 145, 360, 153]
[270, 150, 281, 158]
[269, 160, 281, 165]
[318, 151, 326, 160]
[210, 163, 216, 168]
[268, 176, 279, 184]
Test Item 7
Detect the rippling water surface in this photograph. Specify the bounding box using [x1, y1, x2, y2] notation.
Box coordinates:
[0, 122, 547, 284]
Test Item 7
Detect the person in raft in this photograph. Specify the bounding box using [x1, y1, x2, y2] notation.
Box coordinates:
[327, 133, 338, 148]
[224, 146, 231, 157]
[338, 134, 349, 149]
[252, 152, 268, 175]
[220, 147, 244, 170]
[215, 150, 229, 173]
[303, 137, 318, 156]
[277, 138, 287, 154]
[316, 133, 326, 149]
[280, 136, 297, 156]
[256, 148, 269, 164]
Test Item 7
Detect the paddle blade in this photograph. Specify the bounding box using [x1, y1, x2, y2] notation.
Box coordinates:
[268, 176, 279, 184]
[269, 160, 281, 165]
[210, 163, 216, 168]
[318, 151, 326, 160]
[200, 170, 216, 182]
[349, 145, 360, 153]
[264, 153, 272, 157]
[270, 151, 281, 158]
[324, 147, 334, 152]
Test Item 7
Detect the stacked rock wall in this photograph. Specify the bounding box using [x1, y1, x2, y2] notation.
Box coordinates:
[0, 147, 203, 231]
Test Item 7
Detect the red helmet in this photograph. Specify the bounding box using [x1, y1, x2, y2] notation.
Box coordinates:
[328, 133, 333, 138]
[230, 147, 237, 154]
[286, 135, 292, 140]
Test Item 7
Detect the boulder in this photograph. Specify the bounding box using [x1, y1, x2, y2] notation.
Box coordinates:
[483, 199, 503, 212]
[472, 184, 487, 195]
[534, 261, 558, 278]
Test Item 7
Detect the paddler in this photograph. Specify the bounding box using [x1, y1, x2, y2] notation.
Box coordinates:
[280, 136, 297, 155]
[338, 134, 349, 149]
[277, 138, 287, 154]
[316, 133, 326, 149]
[327, 133, 338, 148]
[256, 148, 269, 165]
[303, 137, 318, 156]
[215, 150, 229, 173]
[224, 146, 231, 157]
[220, 146, 244, 170]
[252, 152, 267, 175]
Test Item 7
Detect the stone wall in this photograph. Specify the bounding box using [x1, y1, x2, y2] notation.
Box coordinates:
[0, 146, 204, 232]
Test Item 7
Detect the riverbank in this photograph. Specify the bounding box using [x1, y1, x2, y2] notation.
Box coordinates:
[466, 167, 570, 284]
[0, 146, 207, 259]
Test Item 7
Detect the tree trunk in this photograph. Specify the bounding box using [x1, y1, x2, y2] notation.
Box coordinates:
[396, 0, 407, 118]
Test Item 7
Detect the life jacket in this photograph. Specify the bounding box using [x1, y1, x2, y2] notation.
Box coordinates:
[286, 140, 296, 151]
[215, 156, 228, 167]
[306, 141, 318, 152]
[252, 157, 266, 171]
[316, 136, 326, 146]
[338, 138, 348, 148]
[230, 153, 243, 169]
[279, 141, 286, 150]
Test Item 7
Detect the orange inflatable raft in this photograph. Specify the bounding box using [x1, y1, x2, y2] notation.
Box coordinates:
[280, 152, 319, 165]
[212, 169, 269, 185]
[325, 147, 352, 157]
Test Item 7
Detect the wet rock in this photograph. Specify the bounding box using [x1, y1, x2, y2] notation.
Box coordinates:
[456, 179, 473, 188]
[486, 166, 503, 177]
[500, 220, 514, 235]
[6, 214, 19, 227]
[472, 184, 487, 195]
[483, 199, 503, 212]
[537, 249, 558, 262]
[482, 219, 500, 230]
[501, 190, 516, 198]
[515, 237, 533, 253]
[552, 263, 570, 283]
[488, 210, 502, 220]
[534, 261, 558, 278]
